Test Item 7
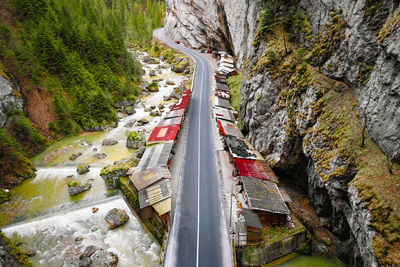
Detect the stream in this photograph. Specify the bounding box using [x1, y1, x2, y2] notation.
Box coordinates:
[0, 51, 188, 266]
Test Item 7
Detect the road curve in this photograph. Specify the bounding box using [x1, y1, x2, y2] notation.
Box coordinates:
[154, 28, 232, 267]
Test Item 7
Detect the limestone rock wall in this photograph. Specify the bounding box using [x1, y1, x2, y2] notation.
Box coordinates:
[0, 75, 23, 128]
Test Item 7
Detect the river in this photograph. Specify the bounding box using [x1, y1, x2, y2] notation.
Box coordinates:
[0, 51, 188, 266]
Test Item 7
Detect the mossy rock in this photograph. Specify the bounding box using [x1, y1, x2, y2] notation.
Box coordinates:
[77, 164, 90, 174]
[69, 152, 82, 161]
[0, 189, 11, 204]
[104, 208, 129, 230]
[100, 160, 138, 189]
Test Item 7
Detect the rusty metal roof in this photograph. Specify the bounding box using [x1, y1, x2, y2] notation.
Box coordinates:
[217, 119, 243, 138]
[165, 109, 184, 119]
[213, 96, 233, 110]
[138, 179, 172, 209]
[241, 176, 290, 215]
[129, 167, 172, 191]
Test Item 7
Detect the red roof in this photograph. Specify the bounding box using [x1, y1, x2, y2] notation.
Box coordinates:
[171, 91, 191, 111]
[147, 125, 180, 144]
[233, 158, 272, 180]
[157, 116, 182, 127]
[165, 109, 185, 119]
[217, 119, 243, 137]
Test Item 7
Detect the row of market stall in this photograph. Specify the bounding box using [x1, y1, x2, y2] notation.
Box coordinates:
[126, 89, 191, 229]
[212, 67, 291, 246]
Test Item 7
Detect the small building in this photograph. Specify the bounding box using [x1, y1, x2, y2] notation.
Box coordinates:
[129, 166, 172, 192]
[215, 90, 230, 100]
[157, 116, 183, 127]
[215, 74, 227, 84]
[216, 82, 229, 91]
[241, 176, 290, 225]
[134, 141, 174, 173]
[214, 107, 236, 123]
[233, 158, 276, 181]
[165, 109, 185, 119]
[171, 90, 191, 111]
[243, 208, 263, 244]
[147, 125, 180, 144]
[217, 119, 243, 138]
[138, 179, 172, 227]
[214, 96, 234, 110]
[224, 135, 256, 159]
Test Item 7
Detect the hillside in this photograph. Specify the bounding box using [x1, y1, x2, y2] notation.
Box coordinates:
[0, 0, 164, 192]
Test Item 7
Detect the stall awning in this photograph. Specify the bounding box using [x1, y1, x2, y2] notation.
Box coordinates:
[147, 125, 180, 144]
[157, 117, 182, 127]
[241, 176, 290, 215]
[217, 119, 243, 138]
[233, 158, 272, 180]
[214, 107, 235, 122]
[135, 141, 173, 173]
[165, 109, 184, 119]
[139, 179, 172, 209]
[129, 166, 172, 191]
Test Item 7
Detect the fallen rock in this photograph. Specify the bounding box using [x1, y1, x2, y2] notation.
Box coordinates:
[143, 57, 159, 64]
[105, 208, 129, 230]
[102, 139, 118, 146]
[149, 70, 156, 77]
[78, 140, 92, 147]
[150, 110, 161, 117]
[75, 236, 84, 243]
[166, 80, 175, 85]
[92, 153, 107, 159]
[90, 249, 118, 267]
[92, 207, 99, 213]
[76, 164, 90, 175]
[124, 119, 136, 128]
[80, 245, 96, 259]
[126, 131, 145, 149]
[136, 119, 149, 126]
[112, 100, 134, 109]
[69, 152, 82, 161]
[123, 106, 135, 115]
[67, 181, 91, 196]
[163, 95, 171, 101]
[172, 59, 189, 73]
[150, 105, 156, 110]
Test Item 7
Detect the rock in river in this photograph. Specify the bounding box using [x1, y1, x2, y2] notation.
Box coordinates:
[105, 208, 129, 230]
[102, 139, 118, 146]
[92, 153, 107, 159]
[76, 164, 90, 174]
[90, 249, 118, 267]
[69, 152, 82, 161]
[67, 181, 91, 196]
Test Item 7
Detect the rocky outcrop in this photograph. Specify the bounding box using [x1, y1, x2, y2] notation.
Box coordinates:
[105, 208, 129, 230]
[0, 75, 23, 128]
[76, 164, 90, 174]
[67, 181, 91, 196]
[164, 0, 264, 67]
[102, 138, 118, 146]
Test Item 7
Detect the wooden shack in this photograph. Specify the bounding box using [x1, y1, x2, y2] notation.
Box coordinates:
[134, 141, 174, 173]
[243, 208, 263, 244]
[241, 176, 290, 225]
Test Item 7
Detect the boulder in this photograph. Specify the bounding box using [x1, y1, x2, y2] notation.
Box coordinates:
[90, 249, 118, 267]
[78, 140, 92, 147]
[92, 207, 99, 213]
[75, 236, 84, 243]
[67, 181, 91, 196]
[126, 131, 145, 149]
[69, 153, 82, 161]
[136, 119, 149, 126]
[124, 119, 136, 128]
[163, 95, 171, 101]
[76, 165, 90, 175]
[112, 100, 134, 109]
[172, 59, 189, 73]
[150, 110, 161, 117]
[166, 80, 175, 85]
[143, 57, 159, 64]
[102, 139, 118, 146]
[92, 153, 107, 159]
[149, 70, 156, 77]
[135, 146, 146, 159]
[123, 106, 135, 115]
[105, 208, 129, 230]
[100, 160, 137, 189]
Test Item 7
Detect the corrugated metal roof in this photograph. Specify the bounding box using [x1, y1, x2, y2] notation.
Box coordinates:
[165, 109, 184, 119]
[153, 198, 171, 215]
[129, 167, 172, 191]
[157, 117, 182, 127]
[241, 176, 290, 215]
[215, 75, 227, 84]
[214, 97, 233, 110]
[233, 158, 271, 180]
[216, 82, 229, 91]
[135, 141, 173, 173]
[243, 208, 262, 229]
[171, 91, 191, 111]
[215, 90, 230, 100]
[217, 119, 243, 138]
[214, 107, 235, 122]
[242, 139, 265, 161]
[147, 125, 180, 144]
[139, 179, 172, 208]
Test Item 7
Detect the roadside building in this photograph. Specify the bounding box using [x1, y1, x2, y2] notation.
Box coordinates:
[214, 107, 236, 123]
[165, 109, 185, 119]
[215, 90, 231, 100]
[129, 166, 172, 193]
[217, 119, 243, 138]
[157, 116, 183, 127]
[214, 96, 234, 110]
[216, 82, 229, 91]
[171, 90, 191, 111]
[215, 74, 227, 84]
[233, 158, 277, 181]
[240, 176, 290, 225]
[147, 125, 180, 145]
[134, 141, 174, 173]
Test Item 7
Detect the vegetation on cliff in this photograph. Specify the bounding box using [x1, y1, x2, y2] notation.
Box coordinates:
[250, 1, 400, 265]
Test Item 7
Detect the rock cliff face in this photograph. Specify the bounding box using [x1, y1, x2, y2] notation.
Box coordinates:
[166, 0, 400, 266]
[0, 75, 23, 128]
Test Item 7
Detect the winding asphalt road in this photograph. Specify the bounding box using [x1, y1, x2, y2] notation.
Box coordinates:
[154, 29, 231, 267]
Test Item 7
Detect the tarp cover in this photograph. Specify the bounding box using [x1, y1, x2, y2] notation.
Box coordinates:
[147, 125, 180, 144]
[129, 166, 172, 191]
[135, 141, 173, 172]
[217, 119, 243, 138]
[241, 176, 290, 215]
[157, 117, 182, 127]
[215, 90, 230, 100]
[139, 179, 172, 208]
[165, 109, 184, 119]
[233, 158, 271, 180]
